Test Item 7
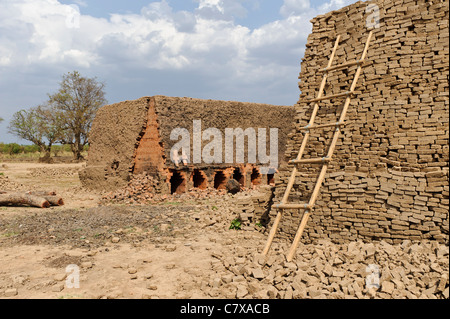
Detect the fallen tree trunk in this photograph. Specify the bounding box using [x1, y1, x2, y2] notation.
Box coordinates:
[28, 191, 64, 206]
[0, 193, 50, 208]
[41, 196, 64, 206]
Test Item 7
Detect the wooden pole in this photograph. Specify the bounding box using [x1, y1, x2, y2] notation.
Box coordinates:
[262, 35, 341, 257]
[287, 164, 328, 261]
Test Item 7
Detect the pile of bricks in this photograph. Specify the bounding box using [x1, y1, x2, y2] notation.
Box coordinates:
[232, 186, 275, 230]
[213, 239, 449, 299]
[250, 186, 275, 226]
[102, 173, 161, 204]
[102, 173, 232, 204]
[273, 0, 449, 244]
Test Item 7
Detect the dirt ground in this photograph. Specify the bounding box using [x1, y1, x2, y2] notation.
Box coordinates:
[0, 162, 267, 299]
[1, 162, 448, 300]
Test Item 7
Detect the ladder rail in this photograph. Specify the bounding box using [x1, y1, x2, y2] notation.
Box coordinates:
[262, 35, 341, 256]
[262, 31, 373, 260]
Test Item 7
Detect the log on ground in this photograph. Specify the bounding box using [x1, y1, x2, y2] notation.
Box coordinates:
[28, 192, 64, 206]
[0, 193, 51, 208]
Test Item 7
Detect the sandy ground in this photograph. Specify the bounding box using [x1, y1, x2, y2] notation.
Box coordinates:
[1, 162, 448, 300]
[0, 161, 260, 299]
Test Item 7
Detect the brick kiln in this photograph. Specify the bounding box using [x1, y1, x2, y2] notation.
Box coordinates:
[80, 96, 295, 194]
[272, 0, 449, 244]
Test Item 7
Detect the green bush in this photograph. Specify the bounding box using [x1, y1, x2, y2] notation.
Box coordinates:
[51, 145, 63, 156]
[23, 144, 40, 153]
[5, 143, 23, 155]
[229, 218, 242, 230]
[0, 143, 41, 155]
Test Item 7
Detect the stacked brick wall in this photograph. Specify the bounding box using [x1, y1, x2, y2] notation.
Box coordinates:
[272, 0, 449, 244]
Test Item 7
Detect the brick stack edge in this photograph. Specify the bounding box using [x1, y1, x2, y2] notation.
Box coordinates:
[272, 0, 449, 244]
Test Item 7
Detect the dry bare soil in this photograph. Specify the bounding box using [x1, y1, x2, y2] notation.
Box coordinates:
[0, 162, 267, 299]
[0, 162, 448, 300]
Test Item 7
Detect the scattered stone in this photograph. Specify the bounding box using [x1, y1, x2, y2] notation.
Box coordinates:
[111, 237, 120, 243]
[52, 284, 65, 292]
[332, 270, 345, 278]
[81, 261, 93, 269]
[128, 268, 137, 275]
[166, 263, 176, 270]
[236, 285, 248, 299]
[221, 275, 233, 284]
[53, 273, 67, 282]
[212, 278, 221, 288]
[381, 281, 395, 295]
[165, 244, 177, 252]
[4, 288, 18, 297]
[252, 267, 265, 280]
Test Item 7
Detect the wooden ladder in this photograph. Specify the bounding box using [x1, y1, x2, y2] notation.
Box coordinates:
[263, 31, 374, 262]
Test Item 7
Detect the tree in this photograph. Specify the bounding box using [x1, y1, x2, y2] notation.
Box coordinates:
[8, 105, 63, 161]
[0, 117, 3, 123]
[49, 71, 107, 161]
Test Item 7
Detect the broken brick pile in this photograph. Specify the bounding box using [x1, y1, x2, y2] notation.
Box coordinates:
[211, 239, 449, 299]
[102, 173, 230, 205]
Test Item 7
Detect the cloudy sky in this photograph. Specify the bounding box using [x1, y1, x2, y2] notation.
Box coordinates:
[0, 0, 354, 143]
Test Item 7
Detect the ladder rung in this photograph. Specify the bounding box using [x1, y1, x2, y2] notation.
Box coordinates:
[290, 157, 331, 164]
[299, 122, 345, 131]
[308, 91, 354, 103]
[275, 203, 313, 210]
[319, 59, 366, 73]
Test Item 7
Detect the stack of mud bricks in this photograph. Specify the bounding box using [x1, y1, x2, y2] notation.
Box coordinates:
[251, 186, 275, 226]
[234, 186, 275, 229]
[273, 0, 449, 244]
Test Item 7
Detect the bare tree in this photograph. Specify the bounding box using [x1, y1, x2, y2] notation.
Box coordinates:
[8, 105, 63, 162]
[49, 71, 107, 161]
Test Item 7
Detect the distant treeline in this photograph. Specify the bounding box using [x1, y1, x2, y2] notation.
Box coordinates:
[0, 143, 89, 156]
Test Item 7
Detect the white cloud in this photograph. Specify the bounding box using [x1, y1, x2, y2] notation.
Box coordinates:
[280, 0, 311, 17]
[141, 0, 173, 21]
[72, 0, 87, 8]
[0, 0, 353, 131]
[318, 0, 352, 13]
[195, 0, 249, 21]
[198, 0, 224, 13]
[0, 0, 342, 75]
